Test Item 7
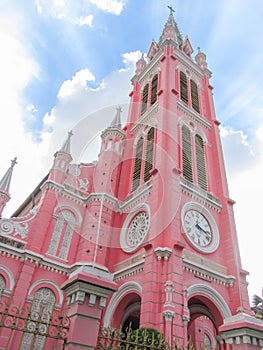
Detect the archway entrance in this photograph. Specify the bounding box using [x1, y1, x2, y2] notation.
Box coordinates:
[121, 301, 141, 331]
[110, 292, 141, 331]
[187, 297, 221, 349]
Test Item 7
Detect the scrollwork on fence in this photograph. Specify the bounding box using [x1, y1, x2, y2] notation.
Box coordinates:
[0, 296, 70, 342]
[97, 326, 173, 350]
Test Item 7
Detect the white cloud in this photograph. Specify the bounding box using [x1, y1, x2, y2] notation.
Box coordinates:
[35, 0, 125, 26]
[221, 123, 263, 300]
[58, 68, 95, 99]
[78, 15, 93, 26]
[39, 51, 137, 162]
[89, 0, 126, 15]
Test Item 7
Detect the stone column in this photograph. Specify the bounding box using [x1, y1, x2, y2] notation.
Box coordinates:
[61, 267, 117, 350]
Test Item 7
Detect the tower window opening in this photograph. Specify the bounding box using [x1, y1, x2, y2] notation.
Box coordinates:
[141, 74, 159, 115]
[195, 134, 207, 190]
[180, 71, 188, 104]
[182, 125, 193, 182]
[141, 84, 149, 115]
[191, 80, 200, 113]
[150, 74, 158, 105]
[144, 127, 155, 182]
[132, 137, 143, 191]
[132, 128, 155, 191]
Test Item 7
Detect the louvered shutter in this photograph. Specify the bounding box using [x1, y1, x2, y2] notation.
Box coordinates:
[182, 125, 193, 182]
[141, 84, 149, 115]
[150, 74, 158, 105]
[195, 134, 207, 190]
[132, 137, 143, 191]
[180, 71, 188, 104]
[144, 127, 155, 182]
[191, 80, 200, 113]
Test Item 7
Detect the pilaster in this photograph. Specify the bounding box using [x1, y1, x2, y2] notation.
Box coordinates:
[61, 267, 117, 350]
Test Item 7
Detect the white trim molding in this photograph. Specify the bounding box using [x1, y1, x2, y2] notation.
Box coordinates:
[103, 281, 142, 327]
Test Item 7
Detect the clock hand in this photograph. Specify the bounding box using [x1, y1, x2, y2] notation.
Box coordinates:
[195, 224, 211, 236]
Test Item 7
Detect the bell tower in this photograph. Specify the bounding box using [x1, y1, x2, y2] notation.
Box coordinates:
[105, 6, 263, 349]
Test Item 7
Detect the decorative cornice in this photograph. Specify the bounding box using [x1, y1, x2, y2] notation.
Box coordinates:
[180, 178, 222, 212]
[100, 127, 126, 140]
[86, 193, 119, 211]
[183, 256, 236, 287]
[135, 51, 163, 84]
[130, 103, 159, 134]
[41, 180, 88, 205]
[119, 182, 152, 213]
[177, 100, 211, 129]
[113, 259, 144, 282]
[175, 47, 207, 79]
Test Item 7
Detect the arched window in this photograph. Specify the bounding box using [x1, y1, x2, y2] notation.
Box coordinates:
[0, 275, 5, 298]
[47, 210, 75, 260]
[191, 79, 200, 113]
[132, 137, 143, 191]
[141, 84, 149, 115]
[20, 288, 56, 350]
[180, 71, 188, 104]
[132, 128, 155, 191]
[144, 127, 155, 182]
[182, 125, 193, 182]
[195, 134, 207, 190]
[150, 74, 158, 105]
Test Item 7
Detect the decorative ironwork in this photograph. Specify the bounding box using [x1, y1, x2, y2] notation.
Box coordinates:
[97, 326, 196, 350]
[0, 295, 70, 348]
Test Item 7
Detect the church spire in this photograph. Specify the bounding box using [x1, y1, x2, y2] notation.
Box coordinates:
[0, 157, 17, 195]
[0, 157, 17, 217]
[110, 106, 122, 128]
[158, 5, 183, 47]
[60, 130, 73, 154]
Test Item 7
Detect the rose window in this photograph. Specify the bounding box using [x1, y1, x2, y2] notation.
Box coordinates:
[126, 212, 149, 248]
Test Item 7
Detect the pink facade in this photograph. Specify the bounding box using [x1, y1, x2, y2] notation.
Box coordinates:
[0, 9, 262, 350]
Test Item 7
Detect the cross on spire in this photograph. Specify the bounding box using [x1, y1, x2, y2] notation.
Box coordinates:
[168, 5, 175, 15]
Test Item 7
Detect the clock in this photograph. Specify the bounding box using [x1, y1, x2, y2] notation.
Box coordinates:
[184, 210, 212, 247]
[181, 203, 219, 253]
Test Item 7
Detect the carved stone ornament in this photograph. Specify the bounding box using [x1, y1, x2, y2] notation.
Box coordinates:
[0, 219, 28, 239]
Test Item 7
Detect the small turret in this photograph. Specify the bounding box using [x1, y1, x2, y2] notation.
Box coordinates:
[94, 107, 126, 196]
[0, 157, 17, 217]
[49, 131, 73, 183]
[135, 53, 147, 75]
[195, 47, 208, 70]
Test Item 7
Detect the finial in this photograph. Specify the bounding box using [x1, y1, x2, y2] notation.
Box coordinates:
[0, 157, 17, 195]
[116, 106, 122, 114]
[168, 5, 175, 15]
[110, 106, 122, 128]
[11, 157, 17, 169]
[60, 130, 73, 154]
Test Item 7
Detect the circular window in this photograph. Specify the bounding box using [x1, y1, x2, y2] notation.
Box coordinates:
[120, 205, 150, 253]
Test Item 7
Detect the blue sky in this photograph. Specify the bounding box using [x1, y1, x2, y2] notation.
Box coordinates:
[0, 0, 263, 301]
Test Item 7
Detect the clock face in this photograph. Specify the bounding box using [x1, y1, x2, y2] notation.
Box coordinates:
[181, 203, 219, 254]
[184, 210, 212, 247]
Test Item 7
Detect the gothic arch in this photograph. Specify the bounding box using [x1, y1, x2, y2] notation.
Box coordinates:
[0, 265, 14, 290]
[53, 202, 82, 226]
[187, 283, 232, 323]
[103, 281, 142, 327]
[28, 279, 64, 306]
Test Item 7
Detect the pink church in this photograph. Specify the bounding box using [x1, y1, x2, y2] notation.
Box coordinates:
[0, 8, 262, 350]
